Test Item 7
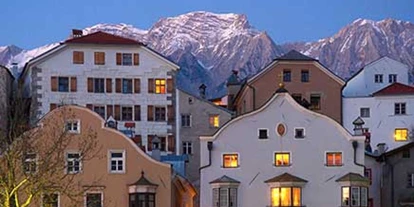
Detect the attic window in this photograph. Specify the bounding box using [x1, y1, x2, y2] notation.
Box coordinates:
[258, 129, 269, 139]
[294, 128, 305, 139]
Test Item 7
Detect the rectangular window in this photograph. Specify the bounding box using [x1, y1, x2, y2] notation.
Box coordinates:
[155, 79, 166, 94]
[209, 115, 220, 128]
[395, 128, 408, 141]
[121, 106, 133, 121]
[93, 106, 106, 119]
[109, 151, 125, 173]
[294, 128, 305, 138]
[301, 70, 309, 82]
[351, 187, 360, 206]
[374, 74, 383, 83]
[326, 152, 342, 166]
[93, 78, 105, 93]
[129, 193, 155, 207]
[182, 141, 192, 155]
[310, 94, 321, 110]
[58, 77, 69, 92]
[181, 114, 191, 127]
[66, 152, 81, 174]
[94, 52, 105, 65]
[122, 53, 132, 66]
[43, 193, 59, 207]
[360, 108, 370, 118]
[389, 74, 397, 83]
[122, 79, 133, 94]
[342, 187, 350, 206]
[395, 103, 406, 115]
[155, 107, 166, 122]
[23, 153, 37, 173]
[342, 187, 368, 206]
[73, 51, 84, 64]
[361, 187, 368, 207]
[86, 192, 102, 207]
[213, 188, 237, 207]
[283, 70, 291, 82]
[258, 129, 268, 139]
[223, 154, 239, 168]
[65, 120, 80, 133]
[271, 187, 301, 207]
[274, 152, 290, 166]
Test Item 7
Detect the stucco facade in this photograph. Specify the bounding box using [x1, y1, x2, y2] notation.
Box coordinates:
[0, 65, 14, 137]
[20, 31, 179, 155]
[200, 90, 367, 207]
[233, 51, 344, 123]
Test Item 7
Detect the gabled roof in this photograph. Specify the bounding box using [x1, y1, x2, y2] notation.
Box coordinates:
[65, 31, 144, 45]
[275, 50, 316, 61]
[264, 173, 308, 183]
[373, 82, 414, 96]
[209, 175, 240, 184]
[336, 172, 369, 183]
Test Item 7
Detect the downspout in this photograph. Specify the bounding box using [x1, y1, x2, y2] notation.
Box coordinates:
[390, 163, 394, 207]
[352, 141, 365, 168]
[246, 83, 256, 110]
[199, 141, 213, 172]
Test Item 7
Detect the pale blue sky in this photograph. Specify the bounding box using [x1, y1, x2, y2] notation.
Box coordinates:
[1, 0, 413, 49]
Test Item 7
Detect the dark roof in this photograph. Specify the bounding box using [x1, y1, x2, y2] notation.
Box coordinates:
[65, 31, 144, 45]
[264, 173, 308, 183]
[130, 171, 158, 186]
[336, 172, 369, 183]
[373, 82, 414, 96]
[384, 142, 414, 157]
[275, 50, 316, 61]
[352, 117, 365, 125]
[209, 175, 240, 184]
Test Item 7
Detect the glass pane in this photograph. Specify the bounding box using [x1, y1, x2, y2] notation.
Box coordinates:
[219, 188, 228, 207]
[271, 188, 280, 207]
[361, 187, 368, 206]
[342, 187, 350, 206]
[280, 187, 291, 206]
[351, 187, 360, 206]
[112, 152, 123, 158]
[293, 188, 301, 206]
[335, 153, 342, 165]
[223, 154, 238, 167]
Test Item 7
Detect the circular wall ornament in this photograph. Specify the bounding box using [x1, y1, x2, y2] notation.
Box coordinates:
[276, 123, 286, 137]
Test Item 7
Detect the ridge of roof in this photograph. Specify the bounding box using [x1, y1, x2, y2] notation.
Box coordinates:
[275, 50, 316, 61]
[65, 31, 144, 45]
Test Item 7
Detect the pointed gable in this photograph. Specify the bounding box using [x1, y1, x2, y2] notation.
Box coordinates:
[275, 50, 317, 61]
[373, 82, 414, 96]
[65, 31, 144, 45]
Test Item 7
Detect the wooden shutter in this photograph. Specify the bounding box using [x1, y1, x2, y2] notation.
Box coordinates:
[50, 103, 57, 111]
[134, 105, 141, 121]
[168, 135, 175, 153]
[116, 53, 122, 65]
[147, 135, 153, 151]
[134, 79, 140, 93]
[115, 78, 122, 93]
[70, 77, 77, 92]
[86, 104, 93, 110]
[148, 79, 154, 93]
[133, 53, 140, 65]
[94, 52, 105, 65]
[87, 78, 93, 92]
[73, 51, 84, 64]
[147, 105, 154, 121]
[114, 105, 121, 120]
[51, 76, 58, 92]
[167, 78, 174, 93]
[106, 78, 112, 93]
[167, 105, 174, 124]
[107, 105, 114, 118]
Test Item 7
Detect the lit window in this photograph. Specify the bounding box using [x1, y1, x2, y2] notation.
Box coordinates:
[389, 74, 397, 83]
[294, 128, 305, 138]
[258, 129, 268, 139]
[43, 193, 59, 207]
[109, 151, 125, 173]
[66, 152, 81, 174]
[182, 141, 192, 155]
[310, 94, 321, 110]
[274, 152, 290, 166]
[360, 108, 370, 118]
[213, 188, 237, 207]
[86, 192, 103, 207]
[301, 70, 309, 82]
[271, 187, 301, 206]
[209, 115, 219, 128]
[395, 103, 406, 115]
[23, 153, 37, 174]
[65, 120, 80, 133]
[341, 186, 368, 207]
[283, 70, 291, 82]
[395, 128, 408, 141]
[223, 154, 238, 168]
[326, 152, 342, 166]
[374, 74, 383, 83]
[155, 79, 166, 94]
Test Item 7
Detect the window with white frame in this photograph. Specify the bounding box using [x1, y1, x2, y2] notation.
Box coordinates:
[258, 128, 268, 139]
[213, 187, 237, 207]
[65, 120, 80, 133]
[294, 128, 305, 138]
[23, 153, 37, 173]
[86, 192, 103, 207]
[223, 154, 239, 168]
[182, 141, 192, 155]
[326, 152, 342, 166]
[271, 187, 302, 206]
[66, 152, 81, 174]
[389, 74, 397, 83]
[374, 74, 383, 83]
[274, 152, 291, 166]
[360, 108, 370, 118]
[395, 103, 406, 115]
[341, 186, 368, 207]
[109, 151, 125, 173]
[43, 193, 59, 207]
[181, 114, 191, 127]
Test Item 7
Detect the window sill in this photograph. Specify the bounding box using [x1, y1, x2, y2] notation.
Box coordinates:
[325, 164, 343, 167]
[294, 136, 305, 139]
[258, 137, 268, 139]
[273, 164, 292, 167]
[221, 166, 240, 169]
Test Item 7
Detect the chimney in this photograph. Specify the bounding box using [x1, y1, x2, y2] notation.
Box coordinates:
[151, 136, 161, 161]
[377, 143, 387, 155]
[352, 117, 365, 136]
[72, 29, 83, 38]
[199, 84, 207, 99]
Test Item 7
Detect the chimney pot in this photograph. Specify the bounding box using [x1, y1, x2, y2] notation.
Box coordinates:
[72, 29, 83, 38]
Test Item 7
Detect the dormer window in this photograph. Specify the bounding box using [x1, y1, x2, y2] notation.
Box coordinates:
[374, 74, 383, 83]
[258, 129, 269, 139]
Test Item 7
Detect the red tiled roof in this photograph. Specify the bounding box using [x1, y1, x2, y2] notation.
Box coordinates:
[373, 82, 414, 96]
[65, 31, 143, 45]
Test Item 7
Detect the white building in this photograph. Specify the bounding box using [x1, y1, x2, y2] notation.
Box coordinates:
[342, 57, 409, 97]
[20, 31, 180, 154]
[200, 88, 368, 207]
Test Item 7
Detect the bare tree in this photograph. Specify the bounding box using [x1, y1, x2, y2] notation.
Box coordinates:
[0, 93, 101, 207]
